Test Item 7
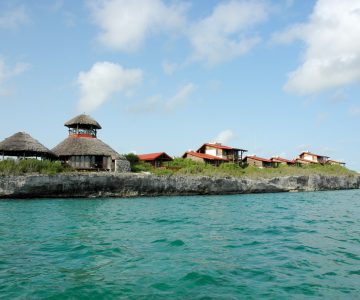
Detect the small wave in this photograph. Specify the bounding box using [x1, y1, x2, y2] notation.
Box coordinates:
[169, 239, 185, 247]
[181, 271, 224, 286]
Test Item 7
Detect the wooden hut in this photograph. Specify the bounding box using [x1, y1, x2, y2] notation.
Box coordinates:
[52, 114, 129, 171]
[138, 152, 173, 167]
[0, 132, 55, 160]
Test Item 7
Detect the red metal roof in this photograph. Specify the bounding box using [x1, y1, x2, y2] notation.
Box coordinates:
[271, 156, 295, 164]
[243, 155, 272, 163]
[138, 152, 172, 161]
[299, 151, 329, 158]
[183, 151, 229, 161]
[197, 143, 247, 152]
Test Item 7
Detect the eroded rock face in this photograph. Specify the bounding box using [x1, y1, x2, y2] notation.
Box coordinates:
[115, 158, 131, 173]
[0, 173, 359, 198]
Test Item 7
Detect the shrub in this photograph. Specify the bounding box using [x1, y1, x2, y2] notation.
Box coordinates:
[0, 159, 73, 175]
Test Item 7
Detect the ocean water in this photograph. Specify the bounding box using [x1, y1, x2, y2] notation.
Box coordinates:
[0, 191, 360, 299]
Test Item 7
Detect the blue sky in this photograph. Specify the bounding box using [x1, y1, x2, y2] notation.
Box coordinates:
[1, 0, 360, 170]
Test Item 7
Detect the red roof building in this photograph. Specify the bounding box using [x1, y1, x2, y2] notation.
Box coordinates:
[243, 155, 273, 168]
[138, 152, 173, 167]
[182, 151, 228, 166]
[298, 151, 329, 164]
[196, 143, 247, 163]
[271, 156, 296, 165]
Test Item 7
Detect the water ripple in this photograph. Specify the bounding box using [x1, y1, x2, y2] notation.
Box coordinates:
[1, 190, 360, 298]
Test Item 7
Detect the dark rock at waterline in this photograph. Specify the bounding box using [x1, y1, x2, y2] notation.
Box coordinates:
[0, 173, 359, 199]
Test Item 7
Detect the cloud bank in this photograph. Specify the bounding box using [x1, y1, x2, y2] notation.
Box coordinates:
[77, 62, 143, 112]
[0, 57, 29, 96]
[89, 0, 269, 66]
[129, 83, 195, 113]
[274, 0, 360, 94]
[88, 0, 186, 52]
[214, 129, 237, 144]
[0, 6, 29, 29]
[189, 0, 268, 66]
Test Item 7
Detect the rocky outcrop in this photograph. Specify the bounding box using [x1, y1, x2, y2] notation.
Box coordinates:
[0, 173, 359, 199]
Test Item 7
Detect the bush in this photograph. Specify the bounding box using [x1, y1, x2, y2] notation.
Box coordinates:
[0, 159, 73, 175]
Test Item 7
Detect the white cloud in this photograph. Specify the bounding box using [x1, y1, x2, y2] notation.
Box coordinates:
[349, 106, 360, 117]
[0, 58, 29, 96]
[330, 89, 347, 103]
[165, 83, 195, 111]
[0, 6, 29, 29]
[162, 61, 179, 75]
[274, 0, 360, 94]
[77, 62, 143, 112]
[129, 82, 195, 113]
[316, 112, 329, 124]
[88, 0, 269, 66]
[188, 0, 268, 66]
[88, 0, 186, 52]
[214, 129, 237, 144]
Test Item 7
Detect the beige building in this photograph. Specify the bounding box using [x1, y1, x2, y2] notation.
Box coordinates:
[298, 151, 329, 164]
[182, 151, 228, 166]
[196, 143, 247, 163]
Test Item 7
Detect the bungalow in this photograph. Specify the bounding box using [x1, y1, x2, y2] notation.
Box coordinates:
[271, 156, 295, 166]
[196, 143, 247, 163]
[137, 152, 173, 168]
[243, 155, 273, 168]
[298, 151, 329, 164]
[182, 151, 228, 166]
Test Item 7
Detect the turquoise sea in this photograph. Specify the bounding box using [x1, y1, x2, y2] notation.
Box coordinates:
[1, 190, 360, 299]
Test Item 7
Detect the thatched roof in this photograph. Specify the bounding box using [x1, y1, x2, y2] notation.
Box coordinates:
[0, 132, 55, 158]
[52, 137, 122, 160]
[64, 114, 102, 129]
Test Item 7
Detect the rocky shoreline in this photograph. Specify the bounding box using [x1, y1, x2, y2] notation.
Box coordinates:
[0, 173, 359, 199]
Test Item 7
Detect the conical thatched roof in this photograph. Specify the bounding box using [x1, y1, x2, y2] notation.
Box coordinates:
[64, 114, 102, 129]
[0, 132, 55, 158]
[52, 137, 122, 160]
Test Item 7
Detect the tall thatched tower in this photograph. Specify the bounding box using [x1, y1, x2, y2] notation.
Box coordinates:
[52, 114, 130, 172]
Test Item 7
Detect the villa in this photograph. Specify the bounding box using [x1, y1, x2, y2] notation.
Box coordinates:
[296, 151, 329, 165]
[196, 143, 247, 163]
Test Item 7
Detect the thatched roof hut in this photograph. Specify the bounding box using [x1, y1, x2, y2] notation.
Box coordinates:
[0, 132, 55, 158]
[65, 114, 102, 129]
[52, 114, 129, 171]
[52, 137, 121, 160]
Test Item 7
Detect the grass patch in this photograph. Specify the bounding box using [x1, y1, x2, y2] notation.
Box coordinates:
[0, 159, 73, 175]
[129, 157, 356, 179]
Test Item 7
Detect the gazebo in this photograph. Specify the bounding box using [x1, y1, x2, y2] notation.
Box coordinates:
[52, 114, 130, 172]
[0, 132, 55, 160]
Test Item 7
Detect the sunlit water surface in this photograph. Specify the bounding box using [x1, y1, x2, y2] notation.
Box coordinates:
[1, 190, 360, 299]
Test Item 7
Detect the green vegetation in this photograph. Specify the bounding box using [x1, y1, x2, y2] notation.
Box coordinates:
[0, 159, 73, 175]
[129, 157, 356, 178]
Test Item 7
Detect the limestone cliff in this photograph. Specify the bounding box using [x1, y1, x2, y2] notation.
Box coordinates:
[0, 173, 359, 198]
